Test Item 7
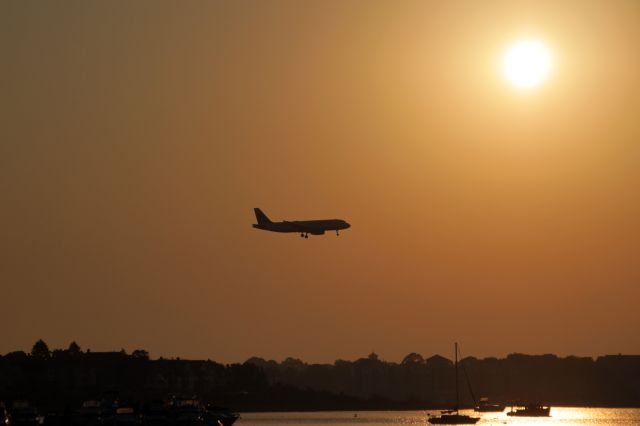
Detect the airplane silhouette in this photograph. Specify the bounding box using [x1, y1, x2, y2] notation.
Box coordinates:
[253, 208, 350, 238]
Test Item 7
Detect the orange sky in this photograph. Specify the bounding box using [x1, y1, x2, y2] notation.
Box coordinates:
[1, 1, 639, 363]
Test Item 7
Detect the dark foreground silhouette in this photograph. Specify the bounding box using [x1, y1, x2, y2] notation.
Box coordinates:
[3, 396, 239, 426]
[1, 340, 639, 416]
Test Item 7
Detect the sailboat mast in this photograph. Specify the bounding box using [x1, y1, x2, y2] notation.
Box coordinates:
[455, 342, 459, 412]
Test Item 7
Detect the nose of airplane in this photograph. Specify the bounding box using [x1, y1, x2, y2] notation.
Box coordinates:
[344, 221, 351, 229]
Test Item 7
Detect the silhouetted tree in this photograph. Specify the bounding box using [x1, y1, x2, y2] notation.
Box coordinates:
[0, 347, 637, 410]
[67, 341, 82, 356]
[3, 350, 28, 361]
[31, 339, 50, 359]
[51, 349, 67, 359]
[282, 357, 305, 370]
[132, 349, 149, 360]
[402, 352, 425, 365]
[228, 362, 269, 391]
[246, 356, 269, 367]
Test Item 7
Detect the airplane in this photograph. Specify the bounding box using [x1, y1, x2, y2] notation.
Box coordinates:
[253, 208, 350, 238]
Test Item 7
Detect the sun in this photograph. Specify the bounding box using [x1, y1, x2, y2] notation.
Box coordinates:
[502, 39, 553, 90]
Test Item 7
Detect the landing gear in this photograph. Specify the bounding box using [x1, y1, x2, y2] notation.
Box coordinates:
[300, 233, 308, 239]
[336, 230, 340, 236]
[301, 233, 305, 238]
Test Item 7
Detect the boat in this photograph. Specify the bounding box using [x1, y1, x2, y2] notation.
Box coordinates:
[474, 397, 505, 412]
[114, 407, 139, 425]
[142, 400, 169, 425]
[169, 397, 204, 425]
[507, 404, 551, 417]
[429, 413, 479, 425]
[166, 396, 239, 426]
[428, 343, 479, 425]
[202, 405, 240, 426]
[40, 412, 68, 426]
[99, 399, 118, 426]
[5, 401, 39, 426]
[72, 400, 101, 426]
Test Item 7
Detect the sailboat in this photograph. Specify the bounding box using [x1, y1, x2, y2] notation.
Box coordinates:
[428, 343, 479, 425]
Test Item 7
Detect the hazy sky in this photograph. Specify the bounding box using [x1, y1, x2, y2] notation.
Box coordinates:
[2, 1, 639, 364]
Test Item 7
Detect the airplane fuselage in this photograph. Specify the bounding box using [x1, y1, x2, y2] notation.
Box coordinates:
[253, 208, 350, 237]
[253, 219, 350, 234]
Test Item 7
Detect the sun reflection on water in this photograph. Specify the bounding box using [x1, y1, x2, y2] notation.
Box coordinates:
[239, 408, 640, 426]
[477, 407, 636, 425]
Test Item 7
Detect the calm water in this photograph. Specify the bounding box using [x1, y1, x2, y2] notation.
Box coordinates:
[238, 408, 640, 426]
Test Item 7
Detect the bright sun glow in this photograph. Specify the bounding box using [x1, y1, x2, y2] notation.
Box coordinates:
[502, 39, 553, 90]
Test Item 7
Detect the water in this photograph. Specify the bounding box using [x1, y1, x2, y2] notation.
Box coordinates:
[238, 408, 640, 426]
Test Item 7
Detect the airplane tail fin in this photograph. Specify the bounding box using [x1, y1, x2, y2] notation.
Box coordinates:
[254, 208, 272, 225]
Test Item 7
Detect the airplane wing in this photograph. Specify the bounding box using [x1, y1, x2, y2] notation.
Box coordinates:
[283, 221, 325, 235]
[283, 221, 313, 231]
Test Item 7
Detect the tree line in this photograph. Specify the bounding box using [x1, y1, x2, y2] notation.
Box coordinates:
[1, 341, 639, 411]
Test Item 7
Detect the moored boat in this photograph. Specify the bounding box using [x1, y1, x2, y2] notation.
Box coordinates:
[427, 343, 479, 425]
[203, 405, 240, 426]
[5, 401, 39, 426]
[114, 407, 139, 425]
[474, 397, 505, 412]
[428, 412, 479, 425]
[507, 404, 551, 417]
[142, 400, 169, 425]
[72, 400, 101, 426]
[169, 397, 204, 425]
